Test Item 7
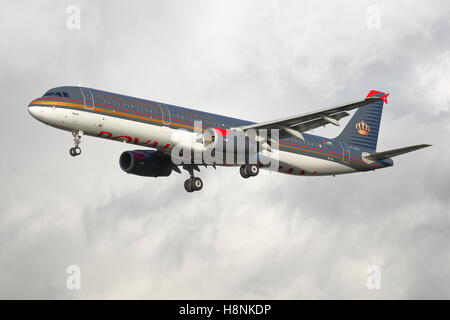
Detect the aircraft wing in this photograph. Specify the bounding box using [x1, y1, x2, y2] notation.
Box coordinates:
[364, 144, 432, 161]
[239, 92, 387, 140]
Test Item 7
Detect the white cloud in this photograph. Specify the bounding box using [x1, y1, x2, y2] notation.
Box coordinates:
[416, 51, 450, 113]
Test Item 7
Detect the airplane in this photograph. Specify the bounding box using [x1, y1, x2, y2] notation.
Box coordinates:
[28, 87, 431, 192]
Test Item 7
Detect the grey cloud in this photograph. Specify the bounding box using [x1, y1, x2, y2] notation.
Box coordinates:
[0, 0, 449, 299]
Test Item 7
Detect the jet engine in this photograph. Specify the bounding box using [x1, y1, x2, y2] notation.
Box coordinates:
[119, 150, 173, 177]
[201, 128, 259, 155]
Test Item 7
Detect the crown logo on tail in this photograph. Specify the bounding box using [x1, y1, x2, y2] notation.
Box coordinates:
[356, 121, 371, 136]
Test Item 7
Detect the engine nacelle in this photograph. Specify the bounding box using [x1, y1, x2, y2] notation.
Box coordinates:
[202, 128, 221, 148]
[119, 150, 173, 177]
[202, 128, 259, 155]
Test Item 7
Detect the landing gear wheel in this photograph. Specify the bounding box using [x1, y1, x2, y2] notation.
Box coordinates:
[192, 177, 203, 191]
[184, 177, 203, 192]
[184, 179, 194, 193]
[247, 164, 259, 177]
[182, 164, 204, 193]
[240, 165, 250, 179]
[70, 130, 83, 157]
[240, 164, 259, 178]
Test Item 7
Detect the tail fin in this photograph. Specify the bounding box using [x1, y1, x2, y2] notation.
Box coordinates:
[335, 90, 389, 151]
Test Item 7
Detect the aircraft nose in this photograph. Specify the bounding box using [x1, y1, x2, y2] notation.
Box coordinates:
[28, 105, 42, 119]
[28, 102, 51, 124]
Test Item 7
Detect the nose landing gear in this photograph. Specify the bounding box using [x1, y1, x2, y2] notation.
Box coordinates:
[69, 130, 83, 157]
[69, 146, 81, 156]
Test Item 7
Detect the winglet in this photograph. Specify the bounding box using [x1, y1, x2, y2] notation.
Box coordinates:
[366, 90, 389, 104]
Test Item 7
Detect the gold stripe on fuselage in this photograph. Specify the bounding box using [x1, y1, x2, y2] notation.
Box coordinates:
[30, 99, 196, 130]
[30, 99, 376, 169]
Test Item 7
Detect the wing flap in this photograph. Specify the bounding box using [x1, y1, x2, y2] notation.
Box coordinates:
[289, 111, 349, 131]
[277, 111, 349, 139]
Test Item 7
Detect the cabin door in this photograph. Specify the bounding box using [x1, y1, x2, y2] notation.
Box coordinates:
[339, 142, 350, 163]
[159, 104, 171, 125]
[80, 88, 95, 109]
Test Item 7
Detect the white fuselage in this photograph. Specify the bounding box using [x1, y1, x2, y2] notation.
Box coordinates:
[28, 105, 356, 176]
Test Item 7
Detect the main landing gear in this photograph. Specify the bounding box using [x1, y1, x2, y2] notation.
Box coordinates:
[69, 130, 83, 157]
[184, 177, 203, 193]
[183, 165, 203, 193]
[239, 164, 259, 179]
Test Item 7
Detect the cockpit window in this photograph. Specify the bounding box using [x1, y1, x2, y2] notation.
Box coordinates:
[43, 90, 70, 98]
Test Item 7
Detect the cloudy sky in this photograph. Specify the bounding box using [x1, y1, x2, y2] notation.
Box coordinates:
[0, 0, 449, 299]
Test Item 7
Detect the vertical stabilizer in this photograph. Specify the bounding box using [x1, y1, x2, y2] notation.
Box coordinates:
[335, 90, 388, 151]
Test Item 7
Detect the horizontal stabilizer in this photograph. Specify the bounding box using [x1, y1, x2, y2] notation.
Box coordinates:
[364, 144, 431, 161]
